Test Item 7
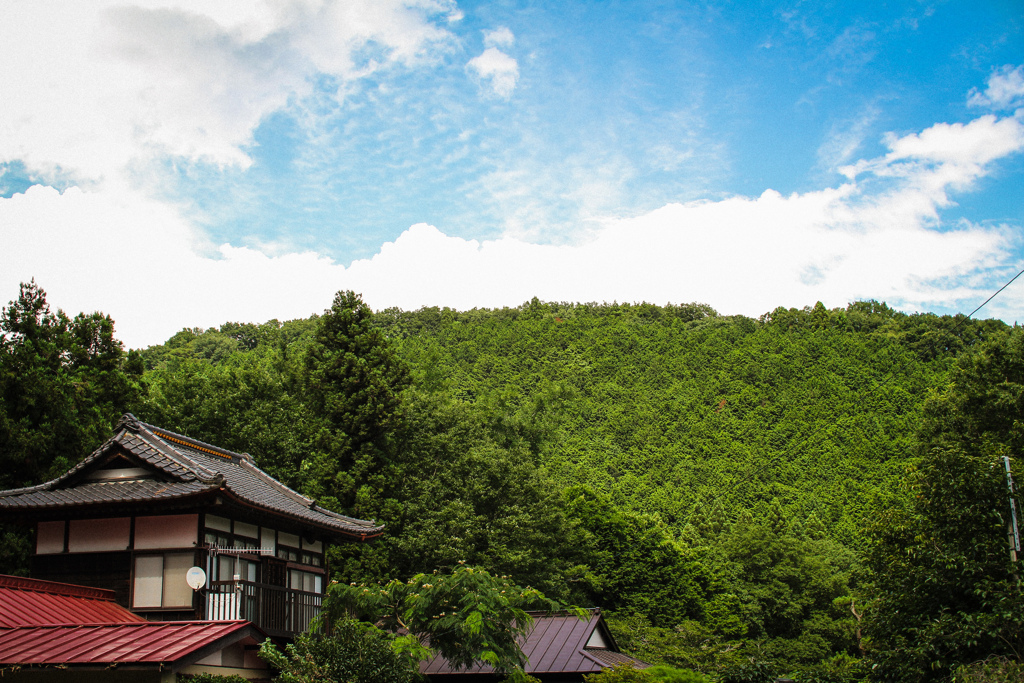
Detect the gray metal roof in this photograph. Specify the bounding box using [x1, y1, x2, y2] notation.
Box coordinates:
[0, 414, 383, 540]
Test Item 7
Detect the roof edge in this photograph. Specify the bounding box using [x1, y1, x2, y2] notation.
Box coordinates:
[0, 574, 118, 601]
[217, 488, 385, 540]
[137, 418, 251, 464]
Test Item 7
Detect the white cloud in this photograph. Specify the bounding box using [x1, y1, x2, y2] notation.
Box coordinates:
[0, 183, 347, 347]
[467, 47, 519, 99]
[483, 26, 515, 48]
[816, 105, 881, 170]
[840, 114, 1024, 207]
[0, 0, 456, 182]
[2, 110, 1021, 348]
[968, 64, 1024, 110]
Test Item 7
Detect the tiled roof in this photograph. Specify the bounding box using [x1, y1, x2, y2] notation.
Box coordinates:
[420, 609, 648, 677]
[0, 414, 383, 540]
[0, 479, 210, 509]
[0, 575, 143, 627]
[0, 620, 257, 666]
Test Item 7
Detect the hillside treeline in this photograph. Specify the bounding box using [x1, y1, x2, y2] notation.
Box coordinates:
[1, 280, 1021, 681]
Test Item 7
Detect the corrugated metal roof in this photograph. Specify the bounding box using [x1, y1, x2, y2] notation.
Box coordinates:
[0, 620, 254, 665]
[0, 414, 384, 539]
[0, 575, 143, 627]
[420, 609, 647, 676]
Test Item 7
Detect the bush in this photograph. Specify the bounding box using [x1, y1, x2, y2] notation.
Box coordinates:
[180, 674, 251, 683]
[953, 657, 1024, 683]
[646, 665, 712, 682]
[258, 618, 419, 683]
[721, 661, 775, 683]
[584, 664, 656, 682]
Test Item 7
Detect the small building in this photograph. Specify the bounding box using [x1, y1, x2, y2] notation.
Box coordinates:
[0, 574, 270, 681]
[421, 609, 648, 682]
[0, 414, 383, 639]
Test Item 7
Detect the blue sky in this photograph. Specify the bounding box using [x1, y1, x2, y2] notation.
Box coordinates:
[1, 0, 1022, 347]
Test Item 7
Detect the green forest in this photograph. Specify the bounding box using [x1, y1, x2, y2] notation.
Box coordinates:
[2, 280, 1023, 682]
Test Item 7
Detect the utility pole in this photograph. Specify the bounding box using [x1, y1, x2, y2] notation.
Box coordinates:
[1003, 456, 1020, 584]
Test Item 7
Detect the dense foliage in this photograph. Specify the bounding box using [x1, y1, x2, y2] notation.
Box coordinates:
[2, 282, 1020, 680]
[326, 564, 576, 674]
[0, 280, 141, 489]
[864, 329, 1024, 680]
[258, 616, 420, 683]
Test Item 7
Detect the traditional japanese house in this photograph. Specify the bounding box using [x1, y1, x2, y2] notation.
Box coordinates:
[0, 414, 383, 639]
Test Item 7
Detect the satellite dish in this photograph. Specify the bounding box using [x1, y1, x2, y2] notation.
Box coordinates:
[186, 566, 207, 591]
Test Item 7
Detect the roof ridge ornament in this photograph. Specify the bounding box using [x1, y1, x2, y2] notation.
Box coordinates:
[115, 413, 141, 433]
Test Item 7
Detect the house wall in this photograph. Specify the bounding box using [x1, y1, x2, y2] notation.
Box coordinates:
[32, 551, 133, 607]
[32, 511, 329, 628]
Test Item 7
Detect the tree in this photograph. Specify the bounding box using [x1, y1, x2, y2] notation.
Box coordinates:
[332, 388, 585, 595]
[302, 291, 410, 513]
[563, 486, 723, 630]
[864, 328, 1024, 681]
[324, 564, 579, 675]
[0, 281, 139, 489]
[716, 504, 861, 667]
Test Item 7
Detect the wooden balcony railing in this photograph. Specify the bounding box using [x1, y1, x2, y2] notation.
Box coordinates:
[206, 580, 322, 638]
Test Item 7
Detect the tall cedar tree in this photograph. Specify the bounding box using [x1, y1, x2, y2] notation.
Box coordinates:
[302, 291, 410, 515]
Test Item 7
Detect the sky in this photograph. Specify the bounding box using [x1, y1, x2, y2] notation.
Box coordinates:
[1, 0, 1023, 349]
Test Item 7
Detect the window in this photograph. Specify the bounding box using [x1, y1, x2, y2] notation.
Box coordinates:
[288, 569, 323, 594]
[277, 532, 323, 567]
[212, 554, 258, 583]
[133, 553, 194, 608]
[204, 515, 263, 553]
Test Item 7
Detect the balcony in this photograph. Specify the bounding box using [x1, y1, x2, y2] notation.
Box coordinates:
[206, 580, 322, 639]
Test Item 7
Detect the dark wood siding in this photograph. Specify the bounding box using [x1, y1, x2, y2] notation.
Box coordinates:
[32, 552, 132, 607]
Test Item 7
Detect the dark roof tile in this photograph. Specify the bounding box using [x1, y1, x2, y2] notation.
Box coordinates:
[0, 414, 383, 539]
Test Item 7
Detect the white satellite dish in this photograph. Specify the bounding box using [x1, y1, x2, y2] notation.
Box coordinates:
[186, 566, 207, 591]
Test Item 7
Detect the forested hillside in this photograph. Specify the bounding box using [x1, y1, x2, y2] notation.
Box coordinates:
[2, 281, 1021, 681]
[375, 299, 1003, 547]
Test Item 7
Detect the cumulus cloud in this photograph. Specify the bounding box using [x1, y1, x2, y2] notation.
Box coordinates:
[2, 110, 1021, 348]
[483, 26, 515, 48]
[0, 0, 456, 182]
[968, 64, 1024, 110]
[467, 47, 519, 98]
[0, 183, 348, 347]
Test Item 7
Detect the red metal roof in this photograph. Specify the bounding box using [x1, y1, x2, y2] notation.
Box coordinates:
[0, 574, 143, 627]
[0, 620, 254, 666]
[420, 609, 647, 677]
